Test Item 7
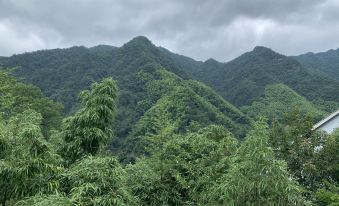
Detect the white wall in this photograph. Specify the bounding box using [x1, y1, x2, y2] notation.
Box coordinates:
[318, 115, 339, 134]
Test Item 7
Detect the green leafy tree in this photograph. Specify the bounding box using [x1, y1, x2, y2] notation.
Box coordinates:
[315, 129, 339, 185]
[61, 78, 118, 163]
[61, 156, 138, 206]
[0, 110, 63, 205]
[313, 130, 339, 206]
[210, 118, 309, 206]
[315, 181, 339, 206]
[127, 125, 238, 205]
[0, 71, 15, 113]
[269, 109, 323, 189]
[15, 195, 72, 206]
[13, 78, 133, 206]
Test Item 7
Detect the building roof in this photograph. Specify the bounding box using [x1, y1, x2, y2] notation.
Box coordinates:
[312, 109, 339, 130]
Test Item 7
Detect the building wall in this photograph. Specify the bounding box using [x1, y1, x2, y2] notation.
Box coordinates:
[318, 115, 339, 134]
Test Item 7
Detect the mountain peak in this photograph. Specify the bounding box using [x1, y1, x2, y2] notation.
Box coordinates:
[204, 58, 218, 64]
[250, 46, 285, 59]
[124, 36, 154, 47]
[89, 45, 116, 52]
[253, 46, 275, 53]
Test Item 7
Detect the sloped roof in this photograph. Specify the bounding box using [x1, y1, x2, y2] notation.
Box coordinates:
[313, 109, 339, 130]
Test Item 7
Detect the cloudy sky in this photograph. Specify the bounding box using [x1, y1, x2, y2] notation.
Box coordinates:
[0, 0, 339, 61]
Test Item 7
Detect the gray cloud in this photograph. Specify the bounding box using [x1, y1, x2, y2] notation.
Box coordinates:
[0, 0, 338, 61]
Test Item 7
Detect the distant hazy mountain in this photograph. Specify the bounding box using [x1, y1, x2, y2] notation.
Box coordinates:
[292, 48, 339, 81]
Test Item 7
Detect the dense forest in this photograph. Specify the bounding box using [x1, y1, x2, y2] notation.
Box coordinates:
[292, 48, 339, 81]
[0, 36, 338, 205]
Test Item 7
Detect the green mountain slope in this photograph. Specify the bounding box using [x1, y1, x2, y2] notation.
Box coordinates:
[131, 68, 249, 136]
[1, 37, 251, 160]
[0, 71, 63, 134]
[4, 37, 338, 113]
[242, 84, 325, 121]
[2, 37, 338, 139]
[157, 47, 204, 75]
[192, 46, 339, 107]
[112, 66, 250, 161]
[3, 36, 189, 113]
[292, 48, 339, 81]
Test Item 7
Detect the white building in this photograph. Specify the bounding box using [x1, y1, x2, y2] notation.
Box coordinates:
[313, 109, 339, 134]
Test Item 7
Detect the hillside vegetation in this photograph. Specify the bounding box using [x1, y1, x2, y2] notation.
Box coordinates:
[2, 38, 338, 121]
[1, 36, 339, 205]
[242, 83, 325, 122]
[1, 37, 253, 158]
[191, 46, 339, 107]
[116, 67, 250, 162]
[293, 48, 339, 81]
[0, 75, 337, 206]
[0, 71, 63, 134]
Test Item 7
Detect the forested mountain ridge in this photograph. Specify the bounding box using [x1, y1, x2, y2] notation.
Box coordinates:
[89, 44, 117, 52]
[292, 48, 339, 81]
[242, 83, 326, 121]
[4, 37, 338, 114]
[1, 37, 252, 163]
[116, 67, 250, 162]
[143, 43, 339, 113]
[190, 46, 339, 107]
[2, 36, 192, 113]
[1, 37, 338, 138]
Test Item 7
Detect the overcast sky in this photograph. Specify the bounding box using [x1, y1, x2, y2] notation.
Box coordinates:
[0, 0, 339, 61]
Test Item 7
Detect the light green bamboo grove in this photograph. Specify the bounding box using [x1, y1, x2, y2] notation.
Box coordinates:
[0, 110, 63, 205]
[0, 73, 338, 206]
[209, 118, 309, 206]
[60, 78, 118, 164]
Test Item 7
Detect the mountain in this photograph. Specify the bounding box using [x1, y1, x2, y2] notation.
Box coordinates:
[89, 44, 117, 52]
[115, 67, 250, 161]
[292, 48, 339, 81]
[5, 38, 338, 112]
[3, 36, 191, 113]
[157, 47, 205, 75]
[190, 46, 339, 108]
[1, 37, 251, 161]
[242, 83, 325, 121]
[2, 37, 338, 138]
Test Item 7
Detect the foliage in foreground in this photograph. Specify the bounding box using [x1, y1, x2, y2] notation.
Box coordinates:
[127, 125, 238, 205]
[61, 78, 118, 163]
[0, 110, 63, 205]
[0, 75, 338, 206]
[210, 118, 309, 206]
